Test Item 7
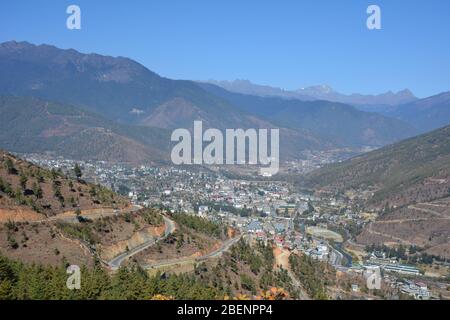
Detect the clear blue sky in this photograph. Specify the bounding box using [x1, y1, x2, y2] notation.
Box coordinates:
[1, 0, 449, 98]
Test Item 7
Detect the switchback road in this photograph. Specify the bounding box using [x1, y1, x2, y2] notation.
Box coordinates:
[142, 235, 241, 270]
[107, 215, 176, 270]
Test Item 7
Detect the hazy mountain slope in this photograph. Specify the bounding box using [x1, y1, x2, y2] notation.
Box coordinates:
[270, 101, 417, 147]
[0, 95, 320, 163]
[0, 41, 263, 129]
[0, 41, 342, 160]
[0, 40, 423, 162]
[140, 97, 264, 130]
[386, 91, 450, 133]
[302, 125, 450, 207]
[199, 83, 418, 147]
[0, 96, 169, 164]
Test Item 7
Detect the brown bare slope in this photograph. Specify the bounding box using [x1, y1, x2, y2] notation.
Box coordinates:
[0, 150, 137, 266]
[0, 149, 128, 219]
[0, 96, 169, 164]
[299, 126, 450, 257]
[355, 198, 450, 258]
[301, 125, 450, 208]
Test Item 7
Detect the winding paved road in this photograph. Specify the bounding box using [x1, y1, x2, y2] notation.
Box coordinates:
[41, 205, 236, 271]
[43, 203, 240, 271]
[142, 235, 241, 270]
[107, 215, 176, 270]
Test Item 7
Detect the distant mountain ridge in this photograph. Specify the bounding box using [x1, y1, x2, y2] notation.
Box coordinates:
[0, 40, 260, 129]
[205, 80, 450, 133]
[0, 41, 424, 163]
[204, 79, 418, 107]
[385, 91, 450, 133]
[198, 83, 418, 147]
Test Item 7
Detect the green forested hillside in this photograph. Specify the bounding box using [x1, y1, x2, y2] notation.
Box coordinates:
[387, 91, 450, 133]
[0, 255, 221, 299]
[0, 239, 300, 300]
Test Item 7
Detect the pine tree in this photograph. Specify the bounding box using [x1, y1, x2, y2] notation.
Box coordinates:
[19, 173, 28, 191]
[4, 158, 16, 175]
[73, 164, 82, 180]
[0, 256, 15, 282]
[0, 280, 14, 299]
[32, 182, 43, 199]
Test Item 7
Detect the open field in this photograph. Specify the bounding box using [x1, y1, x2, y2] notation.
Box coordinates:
[307, 226, 343, 243]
